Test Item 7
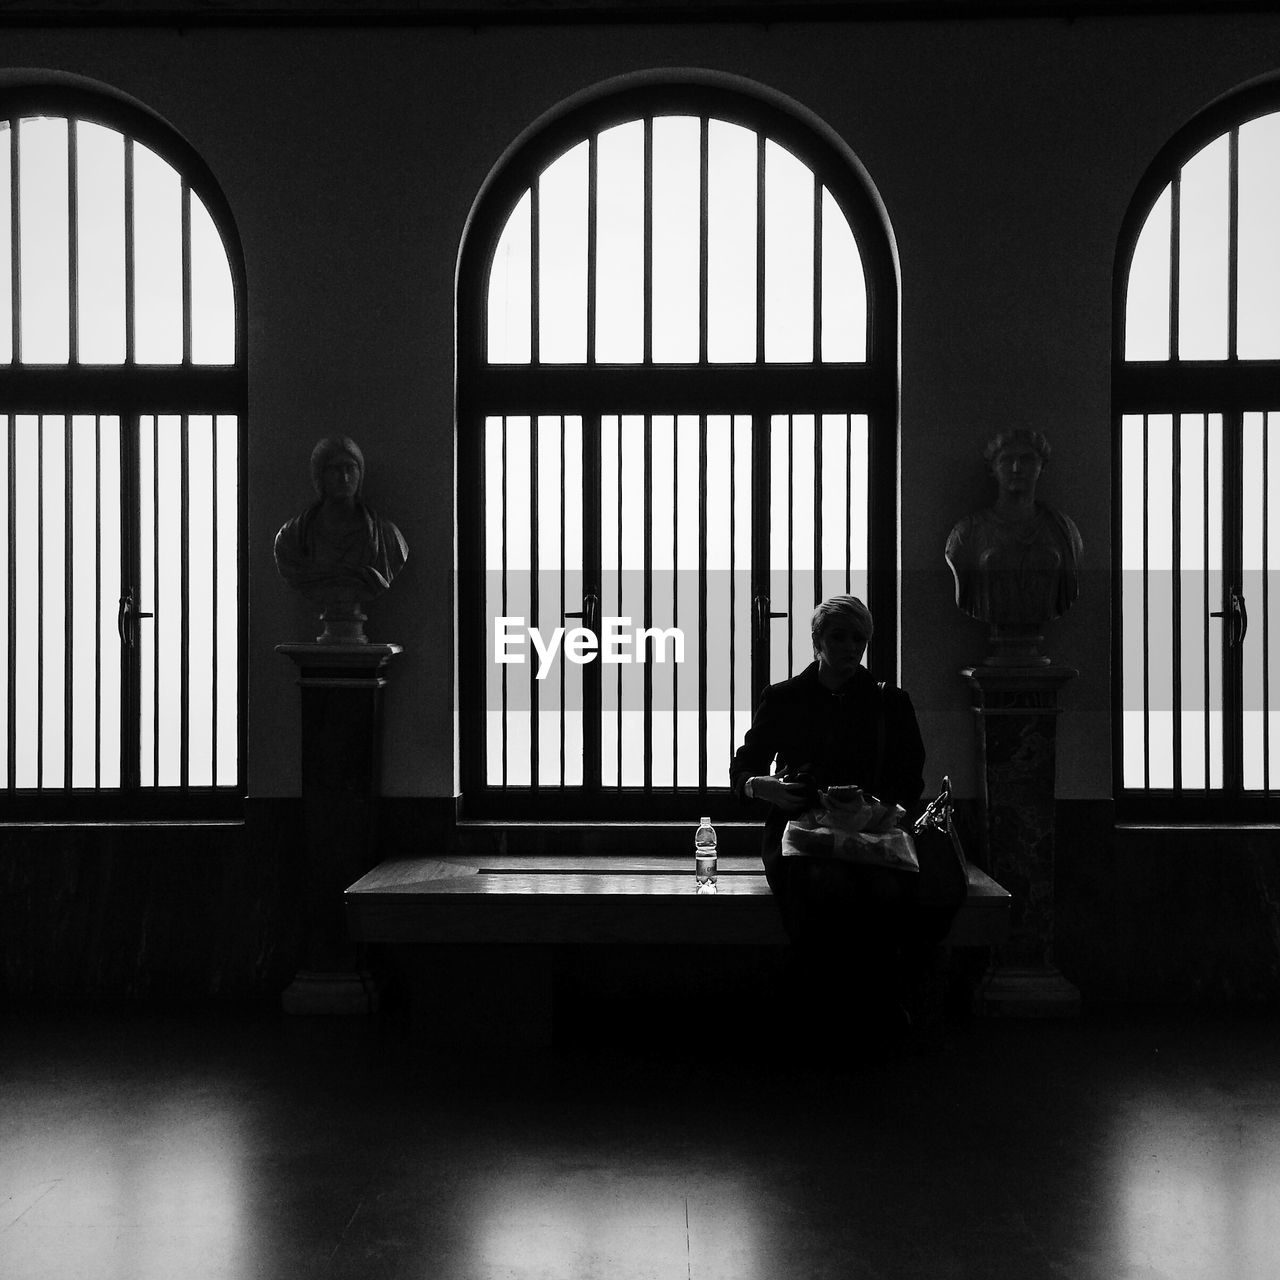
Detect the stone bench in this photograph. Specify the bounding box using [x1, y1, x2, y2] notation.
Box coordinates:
[344, 851, 1010, 1044]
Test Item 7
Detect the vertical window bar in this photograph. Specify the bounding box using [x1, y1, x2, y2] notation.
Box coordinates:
[500, 417, 508, 787]
[643, 412, 652, 791]
[181, 180, 192, 364]
[813, 417, 823, 607]
[1142, 414, 1151, 790]
[67, 121, 78, 365]
[1171, 417, 1182, 790]
[845, 416, 853, 592]
[530, 185, 540, 367]
[787, 415, 795, 675]
[755, 130, 766, 366]
[95, 415, 102, 788]
[729, 419, 738, 762]
[9, 118, 19, 363]
[64, 414, 74, 788]
[698, 413, 708, 790]
[1203, 420, 1211, 790]
[37, 416, 44, 786]
[1263, 414, 1271, 790]
[698, 117, 709, 365]
[124, 139, 135, 365]
[1228, 128, 1239, 361]
[670, 416, 679, 784]
[587, 135, 597, 365]
[1169, 173, 1181, 362]
[614, 423, 624, 787]
[151, 413, 160, 787]
[180, 415, 190, 788]
[643, 117, 653, 365]
[529, 415, 539, 789]
[210, 415, 218, 784]
[558, 416, 567, 785]
[812, 174, 822, 364]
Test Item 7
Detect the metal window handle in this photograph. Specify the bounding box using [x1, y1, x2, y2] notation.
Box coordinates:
[1210, 591, 1248, 647]
[753, 593, 787, 640]
[564, 592, 600, 634]
[117, 591, 154, 648]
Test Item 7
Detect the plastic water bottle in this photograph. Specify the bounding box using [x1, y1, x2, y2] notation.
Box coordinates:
[694, 816, 717, 885]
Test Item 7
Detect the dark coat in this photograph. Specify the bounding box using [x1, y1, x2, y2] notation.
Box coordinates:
[729, 662, 926, 888]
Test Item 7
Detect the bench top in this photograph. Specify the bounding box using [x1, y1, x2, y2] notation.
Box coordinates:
[345, 854, 1010, 947]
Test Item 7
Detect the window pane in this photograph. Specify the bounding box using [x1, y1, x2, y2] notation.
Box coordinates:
[214, 415, 237, 786]
[99, 417, 121, 790]
[707, 120, 756, 363]
[0, 124, 12, 364]
[1242, 411, 1276, 792]
[1178, 135, 1229, 361]
[132, 144, 183, 364]
[651, 117, 700, 363]
[12, 417, 39, 785]
[488, 190, 531, 363]
[70, 415, 100, 787]
[40, 416, 65, 788]
[538, 142, 588, 363]
[76, 122, 126, 364]
[821, 189, 867, 362]
[19, 118, 70, 364]
[190, 193, 235, 364]
[595, 121, 644, 363]
[1237, 114, 1280, 360]
[188, 416, 215, 786]
[1125, 185, 1171, 361]
[764, 140, 814, 362]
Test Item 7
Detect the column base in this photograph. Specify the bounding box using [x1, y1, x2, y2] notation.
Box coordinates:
[977, 964, 1081, 1018]
[281, 970, 380, 1016]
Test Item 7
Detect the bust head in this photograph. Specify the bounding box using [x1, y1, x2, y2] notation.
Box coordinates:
[984, 428, 1050, 503]
[310, 435, 364, 501]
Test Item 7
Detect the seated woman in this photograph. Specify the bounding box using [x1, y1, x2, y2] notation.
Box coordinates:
[730, 595, 931, 1041]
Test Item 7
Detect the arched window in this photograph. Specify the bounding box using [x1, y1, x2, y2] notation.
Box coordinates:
[458, 82, 898, 820]
[1115, 82, 1280, 821]
[0, 86, 245, 819]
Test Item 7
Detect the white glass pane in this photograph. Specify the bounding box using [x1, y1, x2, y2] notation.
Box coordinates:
[138, 418, 155, 784]
[764, 140, 814, 363]
[70, 416, 100, 787]
[484, 418, 504, 784]
[821, 189, 866, 362]
[769, 415, 792, 685]
[503, 417, 532, 785]
[76, 122, 126, 365]
[19, 118, 70, 363]
[132, 144, 183, 364]
[595, 121, 644, 363]
[1207, 415, 1224, 790]
[538, 141, 588, 363]
[820, 414, 850, 601]
[1269, 413, 1280, 790]
[1178, 413, 1210, 790]
[562, 416, 583, 787]
[1120, 415, 1148, 787]
[12, 418, 39, 784]
[707, 119, 756, 363]
[651, 117, 700, 363]
[155, 416, 183, 785]
[730, 414, 753, 766]
[1237, 114, 1280, 360]
[1178, 135, 1230, 360]
[0, 125, 12, 363]
[1146, 416, 1174, 787]
[600, 416, 619, 784]
[650, 415, 675, 787]
[214, 415, 237, 786]
[1126, 186, 1171, 361]
[789, 415, 816, 671]
[534, 416, 565, 786]
[41, 417, 66, 787]
[0, 419, 7, 781]
[99, 417, 121, 788]
[488, 190, 531, 363]
[190, 193, 235, 364]
[704, 414, 733, 784]
[673, 415, 699, 787]
[621, 416, 647, 785]
[187, 416, 215, 787]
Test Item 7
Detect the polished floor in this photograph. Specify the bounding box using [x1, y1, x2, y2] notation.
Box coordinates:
[2, 998, 1280, 1280]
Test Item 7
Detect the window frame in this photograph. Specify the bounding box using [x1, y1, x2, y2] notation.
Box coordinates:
[457, 80, 900, 821]
[1112, 79, 1280, 824]
[0, 84, 247, 822]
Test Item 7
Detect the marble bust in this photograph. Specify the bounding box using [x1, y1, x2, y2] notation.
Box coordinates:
[945, 428, 1082, 664]
[274, 435, 409, 643]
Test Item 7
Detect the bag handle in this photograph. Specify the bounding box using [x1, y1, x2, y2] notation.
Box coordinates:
[873, 680, 887, 797]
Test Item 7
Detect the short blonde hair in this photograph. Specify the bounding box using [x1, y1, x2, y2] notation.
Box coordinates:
[810, 595, 874, 657]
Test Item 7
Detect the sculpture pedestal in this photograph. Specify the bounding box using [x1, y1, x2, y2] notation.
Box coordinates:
[964, 663, 1081, 1018]
[277, 642, 402, 1015]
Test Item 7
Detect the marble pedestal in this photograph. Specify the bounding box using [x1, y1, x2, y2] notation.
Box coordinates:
[277, 641, 402, 1015]
[964, 662, 1081, 1018]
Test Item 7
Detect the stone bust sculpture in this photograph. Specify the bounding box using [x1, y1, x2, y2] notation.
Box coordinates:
[945, 428, 1082, 664]
[274, 435, 409, 643]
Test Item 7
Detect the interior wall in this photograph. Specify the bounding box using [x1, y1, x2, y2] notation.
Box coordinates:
[3, 14, 1275, 802]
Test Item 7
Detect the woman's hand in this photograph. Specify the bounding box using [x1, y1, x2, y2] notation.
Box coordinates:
[750, 775, 814, 813]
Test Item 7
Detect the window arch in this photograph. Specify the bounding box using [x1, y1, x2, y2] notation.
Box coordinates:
[458, 80, 898, 820]
[0, 84, 245, 819]
[1115, 81, 1280, 820]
